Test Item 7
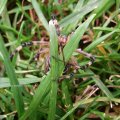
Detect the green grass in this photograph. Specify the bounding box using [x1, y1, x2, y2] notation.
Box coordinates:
[0, 0, 120, 120]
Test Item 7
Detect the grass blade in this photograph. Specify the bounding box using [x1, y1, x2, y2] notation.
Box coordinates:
[92, 76, 113, 99]
[0, 35, 24, 117]
[58, 14, 96, 75]
[84, 30, 118, 52]
[59, 0, 100, 27]
[1, 6, 16, 45]
[47, 20, 59, 120]
[49, 20, 59, 77]
[0, 77, 41, 88]
[31, 0, 49, 32]
[20, 73, 51, 120]
[48, 81, 58, 120]
[64, 14, 96, 61]
[20, 15, 59, 120]
[60, 97, 120, 120]
[0, 0, 7, 14]
[93, 0, 115, 19]
[62, 80, 74, 120]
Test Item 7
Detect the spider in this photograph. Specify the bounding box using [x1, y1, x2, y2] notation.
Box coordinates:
[10, 16, 95, 74]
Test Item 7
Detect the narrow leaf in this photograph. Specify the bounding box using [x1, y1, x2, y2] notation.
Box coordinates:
[0, 0, 7, 14]
[31, 0, 49, 32]
[64, 14, 96, 61]
[0, 35, 24, 117]
[59, 0, 100, 27]
[85, 30, 117, 52]
[48, 82, 58, 120]
[20, 73, 51, 120]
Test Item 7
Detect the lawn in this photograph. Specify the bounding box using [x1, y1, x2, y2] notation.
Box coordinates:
[0, 0, 120, 120]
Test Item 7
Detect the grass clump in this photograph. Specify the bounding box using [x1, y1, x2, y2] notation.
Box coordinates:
[0, 0, 120, 120]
